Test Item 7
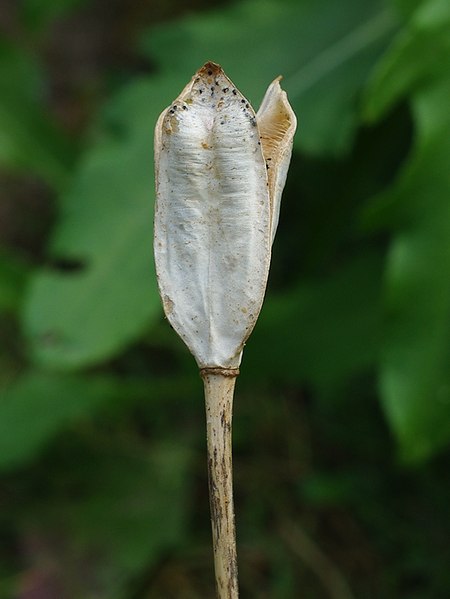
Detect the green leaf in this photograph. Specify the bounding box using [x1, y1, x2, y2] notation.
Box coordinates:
[140, 0, 399, 156]
[379, 77, 450, 463]
[23, 103, 161, 368]
[364, 0, 450, 121]
[0, 372, 116, 470]
[362, 0, 450, 462]
[0, 39, 74, 189]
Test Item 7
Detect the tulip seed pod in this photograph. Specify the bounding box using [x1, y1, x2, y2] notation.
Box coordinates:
[154, 62, 296, 598]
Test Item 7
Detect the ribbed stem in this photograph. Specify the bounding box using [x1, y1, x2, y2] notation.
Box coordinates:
[202, 371, 239, 598]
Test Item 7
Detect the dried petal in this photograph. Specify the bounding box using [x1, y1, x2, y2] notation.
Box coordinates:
[154, 62, 271, 369]
[257, 77, 297, 243]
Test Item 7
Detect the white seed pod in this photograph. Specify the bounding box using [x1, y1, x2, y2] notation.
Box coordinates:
[154, 62, 296, 369]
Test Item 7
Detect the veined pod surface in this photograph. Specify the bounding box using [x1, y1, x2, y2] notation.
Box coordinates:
[154, 62, 296, 369]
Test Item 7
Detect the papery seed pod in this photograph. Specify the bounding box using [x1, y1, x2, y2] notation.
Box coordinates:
[154, 62, 296, 370]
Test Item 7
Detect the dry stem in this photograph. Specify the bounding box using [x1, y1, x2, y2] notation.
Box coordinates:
[202, 371, 239, 598]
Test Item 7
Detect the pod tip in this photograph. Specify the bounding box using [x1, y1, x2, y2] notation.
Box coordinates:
[198, 61, 223, 77]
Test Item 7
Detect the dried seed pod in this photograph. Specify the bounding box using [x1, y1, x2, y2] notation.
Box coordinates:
[154, 62, 296, 369]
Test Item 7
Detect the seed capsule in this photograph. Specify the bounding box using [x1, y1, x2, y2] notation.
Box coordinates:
[154, 61, 296, 369]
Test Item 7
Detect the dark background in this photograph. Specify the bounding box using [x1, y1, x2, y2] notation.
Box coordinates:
[1, 0, 449, 597]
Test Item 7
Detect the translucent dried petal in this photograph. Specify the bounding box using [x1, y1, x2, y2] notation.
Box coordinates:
[154, 62, 271, 369]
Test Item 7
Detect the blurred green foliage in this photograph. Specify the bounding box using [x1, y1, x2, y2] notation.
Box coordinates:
[0, 0, 450, 596]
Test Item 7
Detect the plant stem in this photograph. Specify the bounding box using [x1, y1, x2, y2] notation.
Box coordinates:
[202, 370, 239, 598]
